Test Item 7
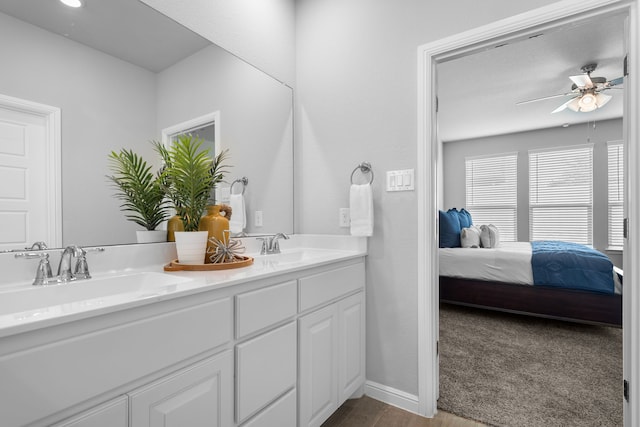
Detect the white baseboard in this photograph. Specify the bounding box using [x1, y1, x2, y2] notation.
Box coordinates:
[363, 380, 422, 416]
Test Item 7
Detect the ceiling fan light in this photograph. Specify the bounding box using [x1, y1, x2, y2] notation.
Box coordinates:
[566, 97, 581, 112]
[578, 93, 597, 112]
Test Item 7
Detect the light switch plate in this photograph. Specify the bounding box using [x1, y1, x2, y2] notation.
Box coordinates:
[386, 169, 415, 191]
[339, 208, 350, 227]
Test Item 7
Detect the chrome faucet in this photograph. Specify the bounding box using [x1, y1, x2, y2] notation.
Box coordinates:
[26, 241, 48, 251]
[258, 233, 290, 255]
[15, 245, 102, 286]
[57, 245, 97, 282]
[57, 245, 83, 282]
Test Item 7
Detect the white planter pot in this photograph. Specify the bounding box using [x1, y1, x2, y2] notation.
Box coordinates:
[174, 231, 208, 264]
[136, 230, 167, 244]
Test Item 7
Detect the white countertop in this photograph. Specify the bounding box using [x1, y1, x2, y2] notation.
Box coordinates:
[0, 235, 367, 338]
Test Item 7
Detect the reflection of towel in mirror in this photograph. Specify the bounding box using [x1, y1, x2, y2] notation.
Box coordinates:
[350, 183, 373, 236]
[229, 193, 246, 233]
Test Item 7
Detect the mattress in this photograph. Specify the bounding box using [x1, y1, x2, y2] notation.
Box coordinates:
[439, 242, 622, 294]
[439, 242, 533, 284]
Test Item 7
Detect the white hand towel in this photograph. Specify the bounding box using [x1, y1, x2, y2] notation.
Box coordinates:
[350, 183, 373, 236]
[229, 193, 246, 234]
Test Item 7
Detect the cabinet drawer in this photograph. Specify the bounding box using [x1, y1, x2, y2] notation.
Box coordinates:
[242, 388, 296, 427]
[299, 263, 365, 312]
[236, 322, 297, 423]
[236, 280, 297, 339]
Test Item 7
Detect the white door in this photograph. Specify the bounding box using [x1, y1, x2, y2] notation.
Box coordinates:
[338, 292, 365, 404]
[299, 304, 339, 427]
[0, 94, 61, 250]
[129, 351, 233, 427]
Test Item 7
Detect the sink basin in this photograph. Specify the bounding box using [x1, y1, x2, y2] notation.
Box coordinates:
[0, 271, 192, 317]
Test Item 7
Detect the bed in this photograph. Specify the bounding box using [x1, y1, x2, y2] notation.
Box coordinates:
[439, 241, 622, 327]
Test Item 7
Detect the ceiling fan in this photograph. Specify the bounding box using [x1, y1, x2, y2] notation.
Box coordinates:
[517, 63, 623, 113]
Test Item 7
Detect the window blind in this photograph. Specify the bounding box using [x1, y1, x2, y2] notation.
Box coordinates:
[465, 153, 517, 241]
[608, 141, 624, 247]
[529, 145, 593, 244]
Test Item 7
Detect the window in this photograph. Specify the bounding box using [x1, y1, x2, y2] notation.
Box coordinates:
[608, 141, 624, 248]
[465, 153, 517, 241]
[529, 145, 593, 244]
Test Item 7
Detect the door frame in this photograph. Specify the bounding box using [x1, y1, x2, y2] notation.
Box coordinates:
[416, 0, 639, 424]
[0, 93, 62, 248]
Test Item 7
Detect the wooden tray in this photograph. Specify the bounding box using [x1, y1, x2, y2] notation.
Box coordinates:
[164, 256, 254, 272]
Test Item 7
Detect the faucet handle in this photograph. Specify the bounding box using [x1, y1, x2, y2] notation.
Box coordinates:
[34, 253, 54, 286]
[256, 237, 270, 255]
[74, 247, 91, 279]
[15, 252, 54, 286]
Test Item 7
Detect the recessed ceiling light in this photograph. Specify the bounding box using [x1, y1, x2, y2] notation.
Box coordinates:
[60, 0, 83, 8]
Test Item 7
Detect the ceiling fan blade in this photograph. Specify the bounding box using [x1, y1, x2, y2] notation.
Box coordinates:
[551, 96, 579, 114]
[608, 76, 624, 86]
[569, 74, 593, 88]
[516, 92, 573, 106]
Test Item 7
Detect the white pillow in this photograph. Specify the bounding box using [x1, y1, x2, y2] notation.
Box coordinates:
[461, 225, 481, 248]
[480, 224, 500, 248]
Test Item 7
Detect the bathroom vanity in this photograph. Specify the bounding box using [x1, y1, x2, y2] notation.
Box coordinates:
[0, 235, 366, 427]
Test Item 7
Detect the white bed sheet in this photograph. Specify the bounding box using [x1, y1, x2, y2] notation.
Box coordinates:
[439, 241, 622, 294]
[439, 242, 533, 285]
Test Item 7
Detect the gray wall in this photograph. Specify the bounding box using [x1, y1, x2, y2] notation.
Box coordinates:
[295, 0, 560, 397]
[442, 119, 623, 267]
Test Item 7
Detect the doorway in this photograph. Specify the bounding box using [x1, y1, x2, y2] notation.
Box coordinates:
[416, 1, 639, 426]
[0, 93, 61, 250]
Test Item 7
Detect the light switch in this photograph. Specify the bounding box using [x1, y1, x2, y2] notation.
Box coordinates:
[386, 169, 415, 192]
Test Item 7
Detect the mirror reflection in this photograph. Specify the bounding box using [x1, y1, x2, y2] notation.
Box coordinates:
[0, 0, 293, 250]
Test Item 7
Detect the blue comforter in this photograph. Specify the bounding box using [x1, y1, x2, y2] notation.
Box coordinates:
[531, 240, 614, 294]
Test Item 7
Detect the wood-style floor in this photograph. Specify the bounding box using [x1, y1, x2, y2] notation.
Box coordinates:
[321, 396, 486, 427]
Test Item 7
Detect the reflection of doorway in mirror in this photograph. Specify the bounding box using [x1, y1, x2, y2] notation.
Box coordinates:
[161, 111, 229, 205]
[161, 111, 221, 157]
[0, 94, 61, 251]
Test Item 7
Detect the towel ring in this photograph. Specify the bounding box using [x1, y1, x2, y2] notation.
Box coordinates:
[230, 177, 248, 195]
[350, 162, 374, 185]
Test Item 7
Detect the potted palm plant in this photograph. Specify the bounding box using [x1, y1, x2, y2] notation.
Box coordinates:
[107, 148, 168, 243]
[154, 135, 230, 264]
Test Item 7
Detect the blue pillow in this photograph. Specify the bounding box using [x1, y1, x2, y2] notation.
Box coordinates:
[439, 209, 461, 248]
[458, 208, 473, 229]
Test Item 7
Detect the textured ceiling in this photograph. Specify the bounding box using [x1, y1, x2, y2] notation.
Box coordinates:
[437, 12, 626, 142]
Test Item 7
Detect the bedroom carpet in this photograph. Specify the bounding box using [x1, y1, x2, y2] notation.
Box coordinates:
[438, 303, 622, 427]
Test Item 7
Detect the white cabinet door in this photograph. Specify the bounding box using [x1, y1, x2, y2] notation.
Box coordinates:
[298, 303, 339, 427]
[235, 321, 297, 423]
[52, 396, 128, 427]
[130, 351, 233, 427]
[338, 292, 365, 404]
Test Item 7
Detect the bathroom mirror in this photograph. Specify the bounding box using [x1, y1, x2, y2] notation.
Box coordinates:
[0, 0, 293, 248]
